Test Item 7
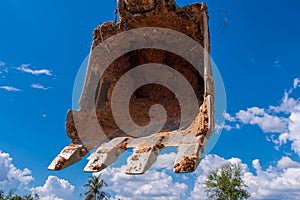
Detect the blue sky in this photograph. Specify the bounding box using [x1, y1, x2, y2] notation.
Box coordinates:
[1, 0, 300, 199]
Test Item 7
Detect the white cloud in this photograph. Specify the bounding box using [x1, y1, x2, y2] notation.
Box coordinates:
[99, 164, 188, 200]
[0, 86, 21, 92]
[288, 108, 300, 155]
[245, 159, 300, 199]
[235, 107, 288, 133]
[1, 150, 74, 199]
[151, 152, 177, 170]
[224, 113, 236, 122]
[30, 176, 75, 200]
[189, 154, 300, 200]
[0, 61, 5, 67]
[17, 64, 52, 76]
[224, 78, 300, 156]
[278, 132, 289, 145]
[0, 150, 34, 186]
[269, 91, 299, 114]
[277, 157, 300, 169]
[294, 78, 300, 89]
[31, 83, 49, 90]
[215, 122, 240, 132]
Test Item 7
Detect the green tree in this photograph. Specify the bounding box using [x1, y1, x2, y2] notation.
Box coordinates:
[7, 190, 13, 199]
[0, 190, 5, 199]
[10, 196, 23, 200]
[0, 190, 39, 200]
[82, 174, 110, 200]
[204, 163, 250, 200]
[23, 194, 39, 200]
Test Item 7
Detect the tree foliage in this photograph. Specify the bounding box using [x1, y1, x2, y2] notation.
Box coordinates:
[204, 164, 250, 200]
[82, 174, 110, 200]
[0, 190, 39, 200]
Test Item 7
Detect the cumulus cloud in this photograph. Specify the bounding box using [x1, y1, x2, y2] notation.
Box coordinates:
[224, 78, 300, 155]
[0, 150, 74, 199]
[31, 83, 49, 90]
[0, 150, 34, 186]
[278, 132, 289, 145]
[277, 157, 300, 169]
[98, 163, 188, 200]
[151, 152, 177, 170]
[235, 107, 288, 133]
[0, 86, 21, 92]
[17, 64, 52, 76]
[245, 159, 300, 199]
[288, 109, 300, 155]
[189, 154, 300, 200]
[269, 91, 299, 114]
[30, 176, 75, 200]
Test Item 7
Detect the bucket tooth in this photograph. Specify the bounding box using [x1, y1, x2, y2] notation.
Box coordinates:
[126, 146, 159, 175]
[48, 144, 88, 170]
[84, 137, 129, 172]
[174, 135, 204, 173]
[126, 137, 165, 175]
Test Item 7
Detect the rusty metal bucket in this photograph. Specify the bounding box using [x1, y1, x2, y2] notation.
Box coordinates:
[49, 0, 214, 174]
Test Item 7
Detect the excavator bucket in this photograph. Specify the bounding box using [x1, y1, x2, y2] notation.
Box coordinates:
[49, 0, 214, 174]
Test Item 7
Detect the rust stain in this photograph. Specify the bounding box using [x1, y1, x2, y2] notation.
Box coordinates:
[55, 157, 67, 170]
[153, 137, 165, 152]
[174, 154, 198, 173]
[136, 146, 152, 153]
[80, 146, 88, 157]
[92, 165, 102, 171]
[196, 98, 209, 137]
[97, 149, 112, 154]
[152, 132, 170, 137]
[131, 155, 139, 161]
[183, 97, 209, 137]
[118, 140, 129, 151]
